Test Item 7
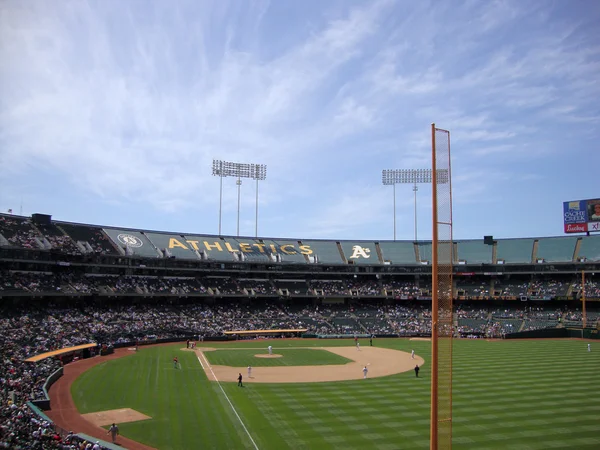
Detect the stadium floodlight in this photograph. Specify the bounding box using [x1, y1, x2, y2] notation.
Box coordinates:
[212, 160, 267, 237]
[381, 168, 449, 241]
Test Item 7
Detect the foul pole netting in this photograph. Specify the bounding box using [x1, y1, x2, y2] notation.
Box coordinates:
[430, 124, 453, 450]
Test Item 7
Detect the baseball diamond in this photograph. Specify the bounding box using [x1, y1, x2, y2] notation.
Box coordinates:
[45, 338, 599, 450]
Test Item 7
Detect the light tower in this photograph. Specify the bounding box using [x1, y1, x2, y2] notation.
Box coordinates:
[212, 160, 267, 237]
[381, 169, 447, 241]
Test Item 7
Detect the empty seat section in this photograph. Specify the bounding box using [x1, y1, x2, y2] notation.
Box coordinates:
[339, 241, 378, 264]
[205, 276, 241, 295]
[102, 229, 161, 257]
[269, 239, 308, 263]
[378, 241, 417, 264]
[238, 279, 275, 295]
[273, 280, 308, 296]
[229, 238, 272, 262]
[145, 232, 199, 259]
[301, 240, 343, 264]
[536, 237, 577, 262]
[417, 242, 432, 263]
[577, 236, 600, 261]
[496, 239, 534, 263]
[182, 235, 234, 261]
[457, 240, 492, 264]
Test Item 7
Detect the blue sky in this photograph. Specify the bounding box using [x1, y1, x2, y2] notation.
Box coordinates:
[1, 0, 599, 241]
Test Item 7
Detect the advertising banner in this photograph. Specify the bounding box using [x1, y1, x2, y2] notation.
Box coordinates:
[563, 199, 600, 233]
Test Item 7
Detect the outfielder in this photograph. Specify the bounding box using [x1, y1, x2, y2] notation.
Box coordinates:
[268, 345, 273, 355]
[363, 366, 368, 379]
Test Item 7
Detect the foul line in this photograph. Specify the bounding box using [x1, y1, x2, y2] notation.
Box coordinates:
[198, 351, 259, 450]
[197, 356, 205, 369]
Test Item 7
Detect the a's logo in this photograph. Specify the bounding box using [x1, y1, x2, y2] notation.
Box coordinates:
[568, 201, 581, 210]
[349, 245, 371, 259]
[117, 233, 143, 248]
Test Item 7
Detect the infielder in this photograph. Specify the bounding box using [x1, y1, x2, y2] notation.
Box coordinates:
[248, 365, 252, 378]
[411, 349, 415, 359]
[363, 366, 368, 379]
[356, 342, 360, 351]
[268, 345, 273, 355]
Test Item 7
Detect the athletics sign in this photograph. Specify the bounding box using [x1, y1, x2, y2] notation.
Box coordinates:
[563, 198, 600, 233]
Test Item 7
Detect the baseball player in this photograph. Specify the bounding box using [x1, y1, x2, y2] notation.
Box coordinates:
[248, 365, 252, 378]
[588, 343, 591, 352]
[411, 349, 415, 359]
[268, 345, 273, 355]
[363, 366, 368, 379]
[356, 342, 360, 351]
[173, 356, 179, 369]
[238, 373, 243, 387]
[107, 423, 119, 444]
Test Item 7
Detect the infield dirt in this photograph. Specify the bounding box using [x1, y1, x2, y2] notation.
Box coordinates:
[197, 346, 424, 383]
[81, 408, 152, 427]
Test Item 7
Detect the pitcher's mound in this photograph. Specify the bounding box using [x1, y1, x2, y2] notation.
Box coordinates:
[82, 408, 151, 427]
[255, 354, 282, 358]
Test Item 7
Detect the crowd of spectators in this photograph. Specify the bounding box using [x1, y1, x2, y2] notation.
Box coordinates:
[2, 265, 600, 304]
[1, 294, 598, 448]
[0, 303, 114, 449]
[0, 216, 41, 250]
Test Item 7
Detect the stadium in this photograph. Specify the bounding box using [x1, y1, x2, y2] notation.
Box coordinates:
[3, 2, 600, 449]
[1, 212, 599, 449]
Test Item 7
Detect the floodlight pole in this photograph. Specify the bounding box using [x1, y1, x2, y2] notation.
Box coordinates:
[382, 169, 441, 242]
[236, 177, 242, 236]
[212, 160, 267, 238]
[218, 174, 223, 235]
[255, 178, 259, 238]
[393, 183, 397, 241]
[413, 183, 418, 242]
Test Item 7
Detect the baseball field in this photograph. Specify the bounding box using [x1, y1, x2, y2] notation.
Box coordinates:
[68, 338, 600, 450]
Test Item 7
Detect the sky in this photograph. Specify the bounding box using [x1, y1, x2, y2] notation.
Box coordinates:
[1, 0, 599, 242]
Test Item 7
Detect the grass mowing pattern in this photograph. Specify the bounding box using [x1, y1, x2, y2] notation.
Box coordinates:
[71, 346, 251, 450]
[72, 339, 600, 449]
[204, 348, 353, 367]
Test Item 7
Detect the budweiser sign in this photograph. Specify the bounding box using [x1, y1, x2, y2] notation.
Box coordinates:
[564, 223, 587, 233]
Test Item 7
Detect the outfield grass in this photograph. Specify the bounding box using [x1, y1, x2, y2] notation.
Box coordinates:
[72, 339, 600, 449]
[203, 348, 353, 367]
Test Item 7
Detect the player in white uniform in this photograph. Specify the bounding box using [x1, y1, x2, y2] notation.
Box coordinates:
[268, 345, 273, 355]
[363, 366, 368, 379]
[411, 349, 415, 359]
[248, 365, 252, 378]
[588, 343, 591, 352]
[356, 342, 360, 351]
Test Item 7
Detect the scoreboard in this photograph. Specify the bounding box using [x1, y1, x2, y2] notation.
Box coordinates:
[563, 198, 600, 233]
